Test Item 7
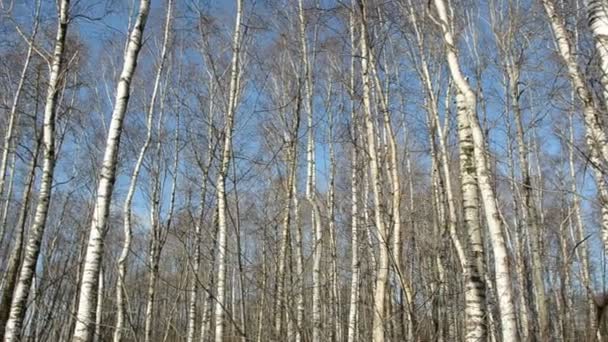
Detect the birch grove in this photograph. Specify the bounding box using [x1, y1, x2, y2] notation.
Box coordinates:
[4, 0, 608, 340]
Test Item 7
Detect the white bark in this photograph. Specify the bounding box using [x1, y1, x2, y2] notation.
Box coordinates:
[72, 1, 150, 340]
[432, 0, 520, 340]
[507, 61, 548, 339]
[327, 84, 342, 342]
[589, 0, 608, 108]
[201, 211, 219, 342]
[3, 1, 69, 339]
[187, 95, 215, 342]
[214, 0, 243, 340]
[297, 1, 324, 340]
[358, 1, 390, 340]
[406, 3, 487, 338]
[293, 178, 304, 342]
[93, 268, 103, 342]
[455, 92, 488, 341]
[113, 3, 171, 341]
[143, 137, 162, 342]
[0, 0, 39, 244]
[542, 0, 608, 253]
[0, 135, 40, 338]
[347, 112, 361, 342]
[569, 110, 598, 337]
[347, 9, 360, 341]
[273, 116, 298, 339]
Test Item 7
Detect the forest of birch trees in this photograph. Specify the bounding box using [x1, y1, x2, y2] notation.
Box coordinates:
[3, 0, 608, 341]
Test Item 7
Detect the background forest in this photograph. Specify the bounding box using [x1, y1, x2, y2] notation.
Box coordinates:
[0, 0, 607, 341]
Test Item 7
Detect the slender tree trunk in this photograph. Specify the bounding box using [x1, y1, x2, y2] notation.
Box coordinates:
[3, 1, 69, 339]
[347, 133, 361, 342]
[327, 86, 342, 342]
[72, 1, 150, 340]
[214, 1, 243, 340]
[503, 73, 531, 340]
[113, 3, 171, 341]
[293, 177, 304, 342]
[347, 9, 360, 341]
[143, 172, 161, 342]
[0, 153, 16, 248]
[187, 99, 215, 342]
[506, 61, 548, 339]
[297, 1, 323, 340]
[358, 2, 390, 340]
[0, 0, 40, 245]
[273, 100, 300, 340]
[568, 110, 598, 337]
[0, 134, 40, 338]
[256, 230, 267, 342]
[588, 0, 608, 109]
[201, 211, 219, 342]
[93, 268, 103, 342]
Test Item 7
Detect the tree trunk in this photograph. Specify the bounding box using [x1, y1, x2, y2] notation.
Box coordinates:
[588, 0, 608, 109]
[432, 0, 520, 339]
[3, 1, 69, 339]
[542, 0, 608, 252]
[113, 3, 171, 341]
[0, 0, 40, 245]
[0, 133, 40, 338]
[214, 1, 243, 340]
[507, 61, 548, 339]
[347, 8, 360, 341]
[72, 1, 150, 340]
[358, 2, 390, 340]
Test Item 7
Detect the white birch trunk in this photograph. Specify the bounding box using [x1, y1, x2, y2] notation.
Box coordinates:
[273, 145, 297, 339]
[72, 1, 150, 340]
[201, 211, 219, 342]
[347, 10, 360, 341]
[214, 1, 243, 340]
[3, 1, 69, 339]
[568, 113, 598, 339]
[542, 0, 608, 253]
[455, 92, 488, 341]
[113, 3, 171, 340]
[0, 0, 39, 243]
[347, 116, 361, 342]
[589, 0, 608, 108]
[297, 1, 323, 340]
[432, 0, 520, 340]
[187, 105, 215, 342]
[507, 62, 548, 339]
[358, 2, 390, 340]
[293, 179, 304, 342]
[0, 135, 40, 338]
[93, 268, 103, 342]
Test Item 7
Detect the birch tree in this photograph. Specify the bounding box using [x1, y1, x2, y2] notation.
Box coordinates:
[541, 0, 608, 252]
[589, 0, 608, 108]
[432, 0, 520, 339]
[3, 1, 70, 339]
[72, 1, 151, 340]
[214, 0, 244, 340]
[0, 0, 40, 244]
[113, 3, 172, 341]
[357, 1, 391, 340]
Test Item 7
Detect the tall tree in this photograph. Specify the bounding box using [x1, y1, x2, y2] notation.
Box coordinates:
[214, 0, 244, 340]
[432, 0, 520, 339]
[3, 1, 70, 339]
[72, 1, 151, 340]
